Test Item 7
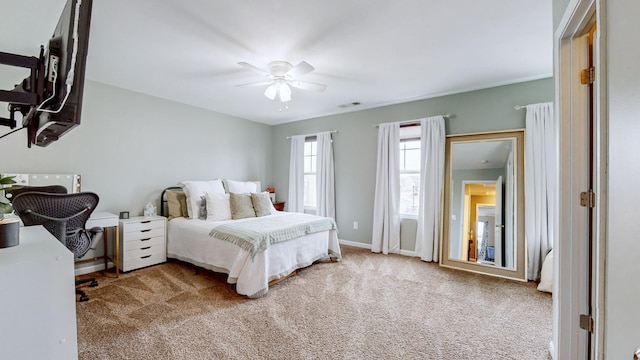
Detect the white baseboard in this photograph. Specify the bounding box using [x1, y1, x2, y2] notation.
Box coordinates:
[75, 241, 416, 275]
[399, 249, 418, 257]
[338, 239, 417, 257]
[548, 340, 555, 359]
[75, 262, 114, 276]
[338, 239, 371, 249]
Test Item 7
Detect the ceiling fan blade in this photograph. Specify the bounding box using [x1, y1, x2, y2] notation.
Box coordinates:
[238, 62, 271, 77]
[285, 61, 315, 78]
[264, 83, 279, 100]
[236, 81, 274, 87]
[289, 80, 327, 92]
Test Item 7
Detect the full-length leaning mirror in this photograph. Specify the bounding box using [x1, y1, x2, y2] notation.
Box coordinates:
[440, 130, 526, 281]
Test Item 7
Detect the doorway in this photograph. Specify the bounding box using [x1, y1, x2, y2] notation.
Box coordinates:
[555, 2, 603, 358]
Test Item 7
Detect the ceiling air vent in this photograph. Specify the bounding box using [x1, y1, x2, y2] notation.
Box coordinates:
[338, 102, 361, 109]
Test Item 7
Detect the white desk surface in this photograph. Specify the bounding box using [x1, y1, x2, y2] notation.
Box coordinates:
[0, 225, 78, 360]
[87, 212, 119, 228]
[0, 225, 68, 265]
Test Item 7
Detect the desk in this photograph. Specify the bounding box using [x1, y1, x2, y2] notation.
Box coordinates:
[85, 212, 120, 278]
[0, 226, 78, 359]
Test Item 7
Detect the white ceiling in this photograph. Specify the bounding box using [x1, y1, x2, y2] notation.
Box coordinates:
[452, 140, 513, 170]
[1, 0, 552, 126]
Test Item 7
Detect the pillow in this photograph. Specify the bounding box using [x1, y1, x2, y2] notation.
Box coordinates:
[269, 201, 278, 213]
[205, 192, 232, 221]
[537, 249, 554, 293]
[166, 190, 188, 220]
[179, 194, 188, 217]
[178, 180, 225, 219]
[199, 195, 207, 220]
[251, 192, 273, 217]
[230, 193, 256, 219]
[225, 180, 258, 194]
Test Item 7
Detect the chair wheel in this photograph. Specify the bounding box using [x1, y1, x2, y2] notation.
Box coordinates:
[90, 280, 98, 287]
[79, 294, 89, 302]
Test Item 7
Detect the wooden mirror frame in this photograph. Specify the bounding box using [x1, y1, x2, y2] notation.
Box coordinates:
[440, 130, 526, 281]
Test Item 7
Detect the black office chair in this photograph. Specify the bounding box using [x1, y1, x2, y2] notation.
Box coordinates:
[5, 185, 68, 200]
[12, 192, 102, 302]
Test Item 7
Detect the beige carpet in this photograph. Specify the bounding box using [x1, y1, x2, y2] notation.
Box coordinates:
[76, 246, 552, 359]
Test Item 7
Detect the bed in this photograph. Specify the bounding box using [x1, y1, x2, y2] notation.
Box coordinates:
[161, 180, 341, 298]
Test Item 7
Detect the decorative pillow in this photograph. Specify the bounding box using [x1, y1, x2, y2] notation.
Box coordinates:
[537, 249, 554, 293]
[225, 179, 258, 194]
[205, 192, 232, 221]
[199, 195, 207, 220]
[177, 180, 225, 219]
[229, 193, 256, 219]
[251, 192, 273, 217]
[166, 190, 188, 220]
[179, 195, 188, 217]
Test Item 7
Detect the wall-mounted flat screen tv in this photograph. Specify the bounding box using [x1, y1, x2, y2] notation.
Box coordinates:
[0, 0, 92, 147]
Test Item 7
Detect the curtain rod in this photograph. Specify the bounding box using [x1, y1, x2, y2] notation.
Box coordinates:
[372, 113, 453, 128]
[286, 130, 338, 139]
[515, 101, 553, 110]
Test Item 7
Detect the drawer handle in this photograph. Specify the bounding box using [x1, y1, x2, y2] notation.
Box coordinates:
[140, 255, 152, 259]
[141, 220, 151, 224]
[140, 238, 151, 241]
[141, 229, 151, 233]
[140, 246, 151, 250]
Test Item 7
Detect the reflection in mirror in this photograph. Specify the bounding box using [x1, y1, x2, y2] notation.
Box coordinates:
[441, 130, 525, 281]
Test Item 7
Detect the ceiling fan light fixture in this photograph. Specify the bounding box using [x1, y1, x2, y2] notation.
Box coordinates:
[264, 83, 278, 100]
[278, 81, 292, 102]
[238, 60, 326, 108]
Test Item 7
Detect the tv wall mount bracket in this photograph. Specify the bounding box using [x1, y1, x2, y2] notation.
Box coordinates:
[0, 48, 45, 129]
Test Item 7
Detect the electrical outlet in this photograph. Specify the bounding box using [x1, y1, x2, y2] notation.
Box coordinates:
[353, 221, 358, 229]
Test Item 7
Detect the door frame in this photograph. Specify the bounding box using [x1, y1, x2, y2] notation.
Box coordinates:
[554, 0, 606, 358]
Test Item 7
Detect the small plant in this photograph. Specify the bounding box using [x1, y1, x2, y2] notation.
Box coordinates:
[0, 173, 17, 222]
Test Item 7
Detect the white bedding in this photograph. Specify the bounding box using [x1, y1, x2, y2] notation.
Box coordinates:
[167, 212, 341, 298]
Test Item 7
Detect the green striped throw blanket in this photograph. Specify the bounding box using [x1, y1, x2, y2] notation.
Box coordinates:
[209, 213, 338, 258]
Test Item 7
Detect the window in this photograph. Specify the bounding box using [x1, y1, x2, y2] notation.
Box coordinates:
[303, 139, 317, 210]
[399, 126, 421, 216]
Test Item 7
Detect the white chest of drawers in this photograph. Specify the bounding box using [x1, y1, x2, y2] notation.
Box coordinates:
[119, 216, 167, 272]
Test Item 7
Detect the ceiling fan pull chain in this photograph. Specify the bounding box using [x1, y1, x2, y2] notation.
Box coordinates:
[278, 101, 290, 112]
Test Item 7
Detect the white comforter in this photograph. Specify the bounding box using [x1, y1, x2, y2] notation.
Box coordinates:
[166, 212, 341, 298]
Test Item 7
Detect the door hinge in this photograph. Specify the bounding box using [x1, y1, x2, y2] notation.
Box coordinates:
[580, 190, 596, 208]
[581, 67, 595, 84]
[580, 314, 594, 333]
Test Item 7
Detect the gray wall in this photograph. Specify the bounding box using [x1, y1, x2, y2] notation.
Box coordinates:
[553, 0, 572, 29]
[0, 80, 272, 272]
[0, 80, 273, 215]
[0, 76, 552, 256]
[272, 78, 554, 248]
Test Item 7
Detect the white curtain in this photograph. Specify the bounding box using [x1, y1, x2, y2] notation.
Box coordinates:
[504, 150, 515, 269]
[287, 135, 305, 213]
[415, 116, 446, 262]
[372, 123, 401, 254]
[525, 102, 557, 280]
[316, 132, 335, 219]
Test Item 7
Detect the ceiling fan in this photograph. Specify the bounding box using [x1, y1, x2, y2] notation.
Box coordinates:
[236, 61, 326, 103]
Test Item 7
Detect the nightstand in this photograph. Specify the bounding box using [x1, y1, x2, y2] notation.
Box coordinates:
[119, 216, 166, 272]
[273, 201, 285, 211]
